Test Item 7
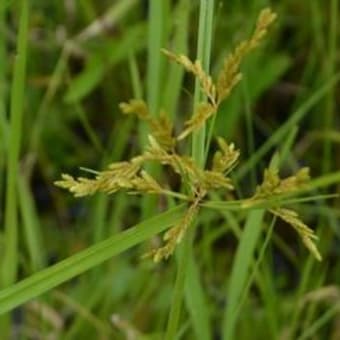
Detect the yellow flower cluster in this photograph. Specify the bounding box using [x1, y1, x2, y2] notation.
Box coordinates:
[56, 8, 321, 262]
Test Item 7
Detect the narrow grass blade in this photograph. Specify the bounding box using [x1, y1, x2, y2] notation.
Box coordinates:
[192, 0, 214, 167]
[203, 194, 338, 212]
[18, 176, 46, 272]
[1, 1, 29, 334]
[322, 0, 338, 173]
[183, 2, 214, 338]
[225, 217, 280, 339]
[29, 48, 69, 162]
[91, 194, 109, 242]
[65, 23, 146, 103]
[165, 234, 191, 340]
[147, 0, 168, 115]
[0, 205, 185, 314]
[163, 0, 191, 118]
[184, 251, 212, 340]
[74, 0, 138, 43]
[235, 74, 340, 180]
[166, 2, 215, 339]
[141, 0, 169, 220]
[0, 0, 9, 216]
[2, 0, 29, 287]
[279, 125, 298, 165]
[128, 52, 143, 99]
[242, 77, 256, 187]
[297, 303, 340, 340]
[222, 209, 265, 340]
[306, 171, 340, 191]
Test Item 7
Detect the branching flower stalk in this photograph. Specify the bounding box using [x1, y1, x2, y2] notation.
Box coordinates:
[55, 8, 322, 262]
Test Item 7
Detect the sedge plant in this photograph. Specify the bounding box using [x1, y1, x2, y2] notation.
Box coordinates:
[55, 8, 322, 264]
[1, 3, 339, 339]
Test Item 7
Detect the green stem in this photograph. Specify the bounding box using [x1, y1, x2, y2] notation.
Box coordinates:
[322, 0, 338, 173]
[1, 0, 29, 336]
[164, 234, 191, 340]
[165, 1, 214, 338]
[128, 52, 143, 100]
[192, 0, 214, 168]
[236, 75, 340, 181]
[0, 0, 8, 210]
[28, 48, 69, 176]
[162, 190, 190, 201]
[3, 0, 29, 288]
[147, 0, 168, 116]
[0, 205, 186, 315]
[141, 0, 169, 220]
[163, 0, 191, 118]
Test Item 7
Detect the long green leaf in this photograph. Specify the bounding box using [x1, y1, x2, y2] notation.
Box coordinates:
[235, 74, 340, 180]
[184, 252, 212, 340]
[147, 0, 168, 115]
[65, 24, 146, 103]
[0, 204, 185, 314]
[165, 233, 191, 340]
[297, 303, 340, 340]
[3, 0, 29, 287]
[163, 0, 191, 118]
[1, 1, 29, 335]
[18, 177, 46, 272]
[223, 209, 265, 340]
[165, 2, 214, 339]
[322, 0, 338, 173]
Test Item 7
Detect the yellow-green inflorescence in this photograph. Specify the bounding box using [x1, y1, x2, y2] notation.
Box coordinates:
[55, 8, 321, 262]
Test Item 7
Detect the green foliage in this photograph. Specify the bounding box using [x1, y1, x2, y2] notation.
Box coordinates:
[65, 24, 146, 102]
[56, 8, 320, 264]
[0, 1, 339, 339]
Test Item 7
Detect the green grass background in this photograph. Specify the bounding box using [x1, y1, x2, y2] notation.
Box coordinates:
[0, 0, 339, 339]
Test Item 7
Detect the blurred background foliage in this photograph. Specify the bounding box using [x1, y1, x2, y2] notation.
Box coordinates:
[0, 0, 339, 339]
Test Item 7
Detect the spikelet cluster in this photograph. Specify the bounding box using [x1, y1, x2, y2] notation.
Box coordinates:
[270, 208, 321, 261]
[145, 192, 203, 262]
[56, 8, 321, 262]
[243, 165, 320, 261]
[216, 8, 277, 104]
[244, 167, 310, 204]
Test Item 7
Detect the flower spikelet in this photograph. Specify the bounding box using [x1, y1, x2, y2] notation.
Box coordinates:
[279, 167, 310, 193]
[200, 170, 234, 191]
[149, 111, 176, 151]
[254, 167, 281, 198]
[212, 138, 240, 173]
[142, 136, 193, 183]
[161, 49, 217, 105]
[55, 174, 100, 197]
[119, 99, 149, 120]
[146, 195, 201, 262]
[270, 208, 321, 261]
[246, 167, 310, 204]
[55, 161, 142, 197]
[241, 165, 321, 260]
[172, 156, 204, 192]
[141, 137, 205, 195]
[178, 103, 216, 140]
[216, 8, 276, 104]
[216, 53, 243, 105]
[54, 8, 324, 264]
[249, 8, 277, 49]
[90, 162, 140, 193]
[120, 101, 175, 150]
[130, 170, 163, 194]
[143, 135, 174, 165]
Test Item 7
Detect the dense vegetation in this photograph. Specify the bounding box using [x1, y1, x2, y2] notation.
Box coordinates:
[0, 1, 339, 339]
